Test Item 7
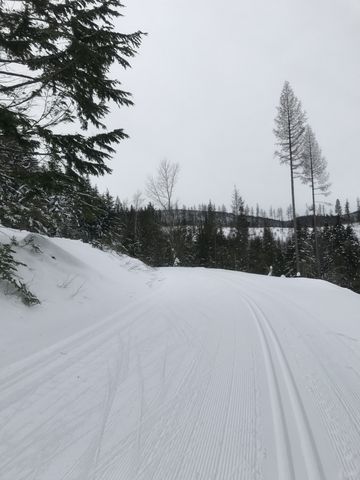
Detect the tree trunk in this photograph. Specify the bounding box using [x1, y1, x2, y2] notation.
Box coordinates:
[287, 114, 300, 275]
[289, 161, 300, 275]
[309, 153, 320, 277]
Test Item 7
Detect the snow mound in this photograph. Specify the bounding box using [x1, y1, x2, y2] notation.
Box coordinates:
[0, 227, 161, 365]
[20, 233, 87, 269]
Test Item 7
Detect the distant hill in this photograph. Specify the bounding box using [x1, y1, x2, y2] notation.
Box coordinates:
[157, 208, 360, 228]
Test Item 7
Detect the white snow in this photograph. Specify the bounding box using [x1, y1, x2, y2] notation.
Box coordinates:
[1, 227, 360, 479]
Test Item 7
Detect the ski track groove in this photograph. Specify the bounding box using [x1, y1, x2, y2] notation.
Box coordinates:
[282, 317, 360, 479]
[244, 297, 295, 480]
[217, 273, 326, 479]
[244, 279, 360, 478]
[249, 299, 326, 480]
[218, 272, 359, 479]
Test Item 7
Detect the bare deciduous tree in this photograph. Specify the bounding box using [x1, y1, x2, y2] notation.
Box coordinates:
[301, 125, 331, 276]
[146, 159, 180, 264]
[132, 190, 144, 210]
[274, 81, 307, 275]
[146, 159, 179, 211]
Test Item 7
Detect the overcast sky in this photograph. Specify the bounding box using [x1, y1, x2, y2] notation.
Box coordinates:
[96, 0, 360, 214]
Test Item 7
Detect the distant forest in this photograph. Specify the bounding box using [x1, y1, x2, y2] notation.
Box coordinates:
[1, 174, 359, 294]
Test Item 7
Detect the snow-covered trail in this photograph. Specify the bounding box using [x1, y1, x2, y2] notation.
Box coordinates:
[1, 267, 360, 480]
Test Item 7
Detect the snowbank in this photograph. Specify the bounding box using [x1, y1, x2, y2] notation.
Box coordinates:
[0, 227, 162, 366]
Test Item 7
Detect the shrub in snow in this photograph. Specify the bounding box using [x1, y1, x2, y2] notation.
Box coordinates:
[0, 242, 40, 306]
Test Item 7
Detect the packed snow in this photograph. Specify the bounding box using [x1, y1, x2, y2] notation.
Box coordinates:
[1, 227, 360, 479]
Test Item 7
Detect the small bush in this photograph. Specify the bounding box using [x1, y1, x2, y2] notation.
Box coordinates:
[0, 243, 40, 306]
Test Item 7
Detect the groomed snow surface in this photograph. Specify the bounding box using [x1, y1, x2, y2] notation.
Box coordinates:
[1, 228, 360, 480]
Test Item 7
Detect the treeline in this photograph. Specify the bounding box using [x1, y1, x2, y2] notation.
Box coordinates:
[1, 173, 360, 294]
[157, 206, 360, 229]
[120, 202, 360, 294]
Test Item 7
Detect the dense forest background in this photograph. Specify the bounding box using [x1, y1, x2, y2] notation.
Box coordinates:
[1, 168, 359, 294]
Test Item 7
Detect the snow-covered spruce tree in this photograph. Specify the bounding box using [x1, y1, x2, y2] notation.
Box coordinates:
[229, 186, 249, 271]
[301, 125, 330, 276]
[320, 221, 360, 292]
[345, 200, 351, 223]
[335, 199, 342, 217]
[195, 203, 218, 267]
[274, 81, 307, 275]
[0, 242, 39, 305]
[0, 0, 144, 185]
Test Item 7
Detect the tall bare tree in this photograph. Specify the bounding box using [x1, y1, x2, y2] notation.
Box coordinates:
[146, 159, 180, 263]
[146, 159, 179, 211]
[274, 81, 307, 275]
[301, 125, 330, 276]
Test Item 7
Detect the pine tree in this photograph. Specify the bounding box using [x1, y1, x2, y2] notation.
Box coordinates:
[0, 0, 144, 183]
[345, 200, 351, 224]
[262, 225, 277, 272]
[274, 81, 307, 275]
[248, 236, 263, 274]
[195, 203, 218, 267]
[229, 193, 249, 271]
[137, 204, 168, 266]
[320, 221, 360, 291]
[298, 226, 316, 277]
[335, 199, 342, 217]
[342, 225, 360, 291]
[0, 241, 39, 305]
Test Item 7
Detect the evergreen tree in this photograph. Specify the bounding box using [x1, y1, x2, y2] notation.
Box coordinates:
[0, 241, 39, 305]
[195, 203, 218, 267]
[342, 225, 360, 291]
[262, 225, 277, 272]
[137, 204, 168, 266]
[320, 220, 360, 291]
[0, 0, 144, 183]
[345, 200, 351, 223]
[335, 199, 342, 217]
[298, 226, 317, 277]
[248, 236, 263, 274]
[229, 194, 249, 271]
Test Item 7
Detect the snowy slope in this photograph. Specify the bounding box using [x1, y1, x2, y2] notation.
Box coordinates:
[0, 227, 161, 366]
[1, 229, 360, 479]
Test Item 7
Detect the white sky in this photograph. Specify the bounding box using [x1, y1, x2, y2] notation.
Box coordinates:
[95, 0, 360, 214]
